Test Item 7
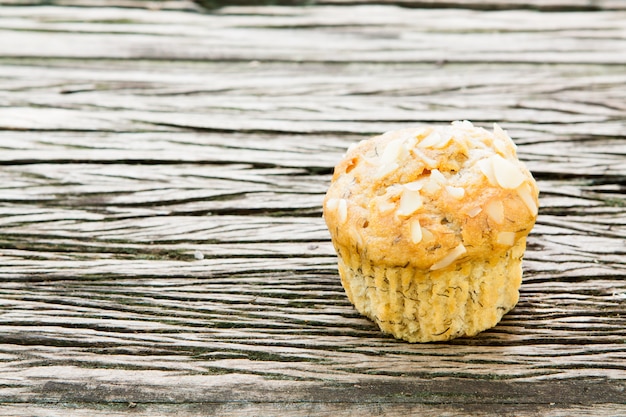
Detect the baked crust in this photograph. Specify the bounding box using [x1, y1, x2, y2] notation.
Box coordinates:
[324, 121, 539, 271]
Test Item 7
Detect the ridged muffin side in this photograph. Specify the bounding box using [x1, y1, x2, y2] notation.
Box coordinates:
[336, 236, 525, 342]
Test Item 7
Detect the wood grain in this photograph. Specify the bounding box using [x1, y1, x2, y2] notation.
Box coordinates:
[0, 1, 625, 415]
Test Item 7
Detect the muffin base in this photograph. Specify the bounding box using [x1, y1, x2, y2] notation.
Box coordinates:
[336, 239, 526, 342]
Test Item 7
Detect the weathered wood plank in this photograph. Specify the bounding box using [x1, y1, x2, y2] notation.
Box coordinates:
[0, 1, 624, 414]
[3, 0, 626, 11]
[2, 404, 625, 417]
[0, 6, 625, 63]
[320, 0, 626, 10]
[0, 134, 624, 182]
[1, 403, 626, 417]
[0, 0, 197, 8]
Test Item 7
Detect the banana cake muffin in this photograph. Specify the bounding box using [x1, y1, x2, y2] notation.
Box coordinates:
[323, 121, 539, 342]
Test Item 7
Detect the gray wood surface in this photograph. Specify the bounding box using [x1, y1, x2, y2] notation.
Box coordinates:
[0, 1, 625, 415]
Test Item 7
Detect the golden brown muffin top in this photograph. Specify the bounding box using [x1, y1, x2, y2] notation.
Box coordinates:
[323, 121, 539, 271]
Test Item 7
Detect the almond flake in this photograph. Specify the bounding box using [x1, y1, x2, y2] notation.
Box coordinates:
[397, 189, 423, 217]
[378, 200, 396, 214]
[493, 123, 509, 142]
[380, 139, 405, 165]
[421, 227, 435, 243]
[325, 198, 339, 211]
[494, 140, 508, 156]
[453, 120, 474, 128]
[376, 162, 399, 178]
[485, 200, 505, 224]
[430, 169, 447, 185]
[432, 131, 453, 149]
[445, 185, 465, 199]
[413, 127, 429, 138]
[403, 136, 418, 151]
[410, 219, 423, 244]
[478, 157, 498, 186]
[466, 207, 482, 218]
[493, 123, 517, 151]
[337, 198, 348, 224]
[403, 181, 423, 191]
[412, 147, 438, 168]
[422, 179, 441, 194]
[497, 231, 516, 246]
[451, 131, 470, 150]
[403, 129, 423, 149]
[516, 182, 538, 216]
[418, 130, 443, 149]
[492, 155, 526, 189]
[430, 243, 467, 271]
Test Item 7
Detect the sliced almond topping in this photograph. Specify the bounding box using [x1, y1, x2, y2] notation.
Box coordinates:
[430, 169, 447, 185]
[376, 162, 399, 178]
[403, 135, 418, 151]
[397, 189, 423, 217]
[380, 138, 405, 165]
[430, 243, 467, 271]
[466, 206, 482, 218]
[516, 182, 538, 216]
[432, 131, 453, 149]
[494, 140, 508, 156]
[337, 198, 348, 224]
[412, 147, 438, 168]
[418, 130, 443, 149]
[412, 127, 429, 138]
[493, 123, 509, 142]
[492, 155, 526, 189]
[478, 157, 498, 186]
[493, 123, 517, 150]
[378, 200, 396, 214]
[485, 200, 505, 224]
[497, 231, 516, 246]
[452, 120, 474, 128]
[445, 185, 465, 199]
[421, 227, 435, 243]
[404, 128, 428, 149]
[409, 219, 423, 244]
[422, 179, 441, 195]
[325, 198, 339, 211]
[451, 131, 471, 151]
[403, 181, 423, 191]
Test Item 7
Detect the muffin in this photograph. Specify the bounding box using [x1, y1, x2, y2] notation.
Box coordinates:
[323, 121, 539, 342]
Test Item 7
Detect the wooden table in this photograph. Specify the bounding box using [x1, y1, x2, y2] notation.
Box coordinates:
[0, 0, 625, 415]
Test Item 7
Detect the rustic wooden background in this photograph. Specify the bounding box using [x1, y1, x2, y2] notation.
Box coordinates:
[0, 0, 625, 415]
